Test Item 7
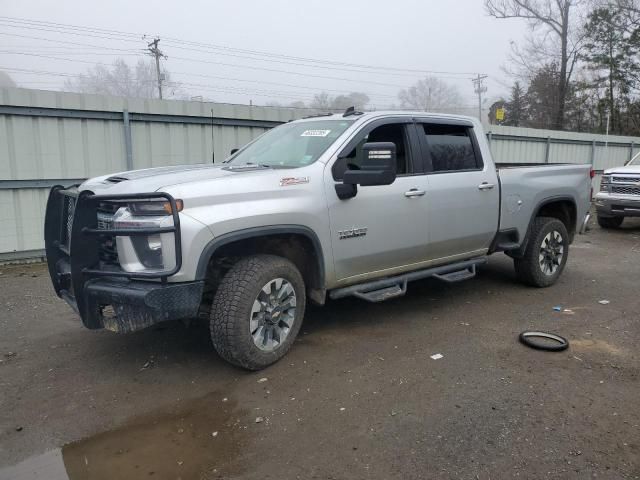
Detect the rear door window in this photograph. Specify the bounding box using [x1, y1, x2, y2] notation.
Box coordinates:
[420, 124, 482, 172]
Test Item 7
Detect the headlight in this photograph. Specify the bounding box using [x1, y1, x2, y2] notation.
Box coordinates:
[129, 199, 183, 216]
[600, 175, 610, 191]
[111, 200, 182, 272]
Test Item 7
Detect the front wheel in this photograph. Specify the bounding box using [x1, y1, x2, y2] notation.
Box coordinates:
[514, 217, 569, 288]
[209, 255, 305, 370]
[597, 215, 624, 229]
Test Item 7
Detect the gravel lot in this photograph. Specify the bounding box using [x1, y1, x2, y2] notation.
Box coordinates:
[1, 220, 639, 479]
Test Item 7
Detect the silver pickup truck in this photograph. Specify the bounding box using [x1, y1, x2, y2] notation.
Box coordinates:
[595, 152, 640, 228]
[45, 111, 592, 369]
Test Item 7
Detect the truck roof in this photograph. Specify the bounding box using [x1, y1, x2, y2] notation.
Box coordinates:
[296, 110, 478, 124]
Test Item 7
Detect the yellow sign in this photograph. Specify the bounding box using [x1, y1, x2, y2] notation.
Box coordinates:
[496, 108, 505, 121]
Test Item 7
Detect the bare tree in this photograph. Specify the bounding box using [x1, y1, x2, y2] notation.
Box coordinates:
[309, 91, 370, 111]
[616, 0, 640, 27]
[331, 92, 370, 110]
[310, 92, 332, 110]
[64, 58, 184, 99]
[486, 0, 586, 129]
[398, 77, 463, 112]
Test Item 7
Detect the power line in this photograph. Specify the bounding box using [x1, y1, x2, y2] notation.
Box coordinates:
[0, 31, 143, 53]
[0, 45, 415, 90]
[0, 52, 398, 101]
[0, 16, 484, 77]
[0, 66, 367, 103]
[1, 66, 487, 112]
[0, 24, 473, 81]
[0, 16, 491, 107]
[3, 65, 484, 111]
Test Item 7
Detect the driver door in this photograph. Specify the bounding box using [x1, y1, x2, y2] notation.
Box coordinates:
[324, 118, 430, 283]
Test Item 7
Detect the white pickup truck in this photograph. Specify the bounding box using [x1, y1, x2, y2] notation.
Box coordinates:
[45, 110, 592, 369]
[595, 151, 640, 227]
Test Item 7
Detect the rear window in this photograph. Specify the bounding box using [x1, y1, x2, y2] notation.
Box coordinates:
[421, 124, 481, 172]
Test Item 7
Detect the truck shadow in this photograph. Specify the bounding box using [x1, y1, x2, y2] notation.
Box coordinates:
[301, 253, 520, 338]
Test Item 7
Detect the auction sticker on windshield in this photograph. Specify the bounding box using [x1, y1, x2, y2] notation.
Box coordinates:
[301, 129, 331, 137]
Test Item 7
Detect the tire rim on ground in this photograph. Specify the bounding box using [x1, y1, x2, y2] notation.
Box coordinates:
[250, 277, 297, 352]
[539, 230, 564, 276]
[519, 331, 569, 351]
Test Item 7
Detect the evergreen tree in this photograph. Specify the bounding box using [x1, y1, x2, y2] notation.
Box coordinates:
[505, 82, 527, 127]
[582, 6, 639, 134]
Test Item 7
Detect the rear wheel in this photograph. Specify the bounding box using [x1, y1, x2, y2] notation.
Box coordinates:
[597, 215, 624, 229]
[514, 217, 568, 288]
[209, 254, 305, 370]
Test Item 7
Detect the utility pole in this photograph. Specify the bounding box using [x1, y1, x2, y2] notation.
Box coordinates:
[147, 38, 166, 100]
[472, 74, 488, 122]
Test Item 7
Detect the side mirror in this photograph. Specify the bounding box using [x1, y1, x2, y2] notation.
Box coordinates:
[230, 148, 239, 155]
[335, 142, 397, 199]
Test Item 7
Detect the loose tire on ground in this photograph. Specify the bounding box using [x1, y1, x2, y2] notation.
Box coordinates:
[514, 217, 569, 288]
[597, 215, 624, 229]
[519, 331, 569, 352]
[209, 254, 306, 370]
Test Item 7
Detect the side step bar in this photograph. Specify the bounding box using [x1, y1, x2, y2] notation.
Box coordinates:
[329, 257, 487, 303]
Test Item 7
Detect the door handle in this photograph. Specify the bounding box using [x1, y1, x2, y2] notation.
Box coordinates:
[478, 182, 495, 191]
[404, 188, 426, 198]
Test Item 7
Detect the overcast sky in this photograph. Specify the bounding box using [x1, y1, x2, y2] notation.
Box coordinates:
[0, 0, 530, 109]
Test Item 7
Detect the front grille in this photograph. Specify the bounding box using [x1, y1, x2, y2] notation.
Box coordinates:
[611, 185, 640, 196]
[612, 176, 640, 183]
[97, 211, 114, 230]
[96, 202, 120, 266]
[61, 195, 76, 249]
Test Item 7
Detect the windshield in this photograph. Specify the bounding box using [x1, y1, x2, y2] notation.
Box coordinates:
[629, 151, 640, 166]
[227, 119, 354, 168]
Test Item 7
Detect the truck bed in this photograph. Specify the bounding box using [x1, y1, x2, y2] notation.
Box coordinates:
[496, 162, 592, 242]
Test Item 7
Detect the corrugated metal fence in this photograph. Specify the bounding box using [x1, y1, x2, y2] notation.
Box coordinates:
[2, 87, 639, 262]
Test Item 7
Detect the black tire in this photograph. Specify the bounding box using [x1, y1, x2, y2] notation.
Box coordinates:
[209, 254, 306, 370]
[519, 331, 569, 352]
[514, 217, 569, 288]
[597, 215, 624, 229]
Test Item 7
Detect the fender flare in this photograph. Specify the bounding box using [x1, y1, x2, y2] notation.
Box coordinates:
[510, 195, 577, 258]
[195, 225, 325, 285]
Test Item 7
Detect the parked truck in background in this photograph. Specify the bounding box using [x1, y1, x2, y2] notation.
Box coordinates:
[595, 152, 640, 228]
[45, 110, 593, 370]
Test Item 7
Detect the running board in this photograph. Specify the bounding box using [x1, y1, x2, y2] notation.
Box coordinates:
[329, 257, 487, 303]
[432, 265, 477, 283]
[353, 283, 407, 303]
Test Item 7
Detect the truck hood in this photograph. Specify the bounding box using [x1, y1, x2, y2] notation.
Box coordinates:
[80, 163, 267, 194]
[604, 164, 640, 175]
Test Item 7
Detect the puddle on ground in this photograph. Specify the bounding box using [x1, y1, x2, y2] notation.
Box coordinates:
[1, 393, 246, 480]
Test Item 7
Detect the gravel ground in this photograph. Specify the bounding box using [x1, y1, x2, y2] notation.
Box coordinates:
[0, 220, 639, 479]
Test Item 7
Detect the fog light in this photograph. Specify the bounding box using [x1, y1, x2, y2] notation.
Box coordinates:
[147, 234, 162, 251]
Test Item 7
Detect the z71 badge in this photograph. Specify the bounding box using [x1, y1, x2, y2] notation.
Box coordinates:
[338, 227, 368, 240]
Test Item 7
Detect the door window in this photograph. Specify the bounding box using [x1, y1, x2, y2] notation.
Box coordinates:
[420, 124, 482, 172]
[333, 123, 411, 180]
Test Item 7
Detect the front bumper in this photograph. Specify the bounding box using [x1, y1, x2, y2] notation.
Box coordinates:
[594, 193, 640, 217]
[82, 277, 204, 333]
[45, 186, 202, 332]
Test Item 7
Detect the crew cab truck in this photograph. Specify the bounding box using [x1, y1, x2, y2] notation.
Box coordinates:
[45, 111, 592, 370]
[595, 151, 640, 228]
